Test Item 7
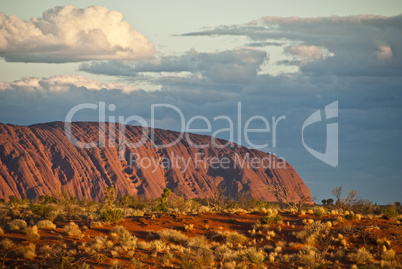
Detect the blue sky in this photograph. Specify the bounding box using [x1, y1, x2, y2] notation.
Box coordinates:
[0, 1, 401, 204]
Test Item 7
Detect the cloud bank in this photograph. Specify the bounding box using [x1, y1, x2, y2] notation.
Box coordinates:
[183, 14, 402, 77]
[80, 48, 268, 84]
[0, 75, 139, 93]
[0, 5, 155, 62]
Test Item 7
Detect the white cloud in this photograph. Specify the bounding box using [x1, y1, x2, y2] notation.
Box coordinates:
[0, 75, 139, 93]
[0, 5, 155, 62]
[284, 45, 331, 64]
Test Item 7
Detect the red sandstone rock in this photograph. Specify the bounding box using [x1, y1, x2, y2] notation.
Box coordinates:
[0, 122, 312, 203]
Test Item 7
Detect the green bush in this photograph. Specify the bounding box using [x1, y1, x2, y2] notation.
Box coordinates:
[345, 213, 357, 221]
[100, 209, 122, 223]
[153, 188, 171, 212]
[259, 214, 284, 225]
[38, 195, 57, 204]
[30, 204, 58, 220]
[129, 202, 147, 210]
[384, 206, 398, 220]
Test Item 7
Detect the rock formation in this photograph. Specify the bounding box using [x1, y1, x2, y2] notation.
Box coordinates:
[0, 122, 312, 203]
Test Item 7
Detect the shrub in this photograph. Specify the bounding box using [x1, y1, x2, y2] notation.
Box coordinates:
[216, 230, 248, 245]
[158, 229, 189, 245]
[314, 207, 327, 216]
[0, 239, 15, 250]
[36, 220, 56, 230]
[214, 245, 236, 262]
[30, 204, 58, 220]
[131, 210, 145, 217]
[194, 247, 215, 266]
[39, 243, 75, 268]
[111, 225, 137, 250]
[188, 235, 210, 250]
[297, 245, 323, 268]
[103, 186, 117, 207]
[345, 213, 357, 221]
[90, 221, 103, 228]
[167, 193, 200, 212]
[179, 248, 214, 269]
[259, 214, 284, 225]
[40, 244, 53, 258]
[221, 261, 236, 269]
[153, 188, 171, 212]
[91, 235, 107, 251]
[18, 243, 36, 259]
[243, 247, 266, 265]
[25, 225, 40, 241]
[131, 258, 145, 268]
[128, 201, 148, 210]
[38, 195, 58, 204]
[381, 249, 396, 261]
[296, 222, 333, 255]
[161, 253, 174, 266]
[63, 222, 83, 239]
[332, 250, 345, 260]
[150, 240, 166, 252]
[384, 207, 398, 220]
[349, 247, 374, 264]
[100, 209, 122, 223]
[8, 219, 28, 231]
[137, 240, 151, 250]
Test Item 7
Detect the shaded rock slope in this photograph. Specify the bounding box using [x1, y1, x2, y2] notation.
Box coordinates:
[0, 122, 312, 202]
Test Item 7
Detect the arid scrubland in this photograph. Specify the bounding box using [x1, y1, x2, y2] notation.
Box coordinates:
[0, 187, 401, 268]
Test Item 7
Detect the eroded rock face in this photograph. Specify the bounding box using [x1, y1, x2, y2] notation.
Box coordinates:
[0, 122, 312, 202]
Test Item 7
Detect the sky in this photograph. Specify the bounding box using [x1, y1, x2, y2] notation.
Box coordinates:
[0, 1, 401, 204]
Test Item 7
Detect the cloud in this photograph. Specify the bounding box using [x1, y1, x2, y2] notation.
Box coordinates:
[80, 47, 268, 83]
[284, 45, 331, 64]
[0, 5, 155, 63]
[376, 45, 392, 61]
[0, 75, 139, 93]
[183, 14, 402, 77]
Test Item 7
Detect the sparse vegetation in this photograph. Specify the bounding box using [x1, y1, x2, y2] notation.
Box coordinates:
[349, 247, 374, 264]
[36, 219, 57, 229]
[18, 243, 36, 259]
[384, 206, 398, 220]
[25, 225, 40, 241]
[259, 214, 283, 225]
[0, 187, 400, 268]
[63, 221, 83, 239]
[158, 229, 189, 245]
[100, 208, 123, 223]
[153, 188, 171, 212]
[8, 219, 27, 231]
